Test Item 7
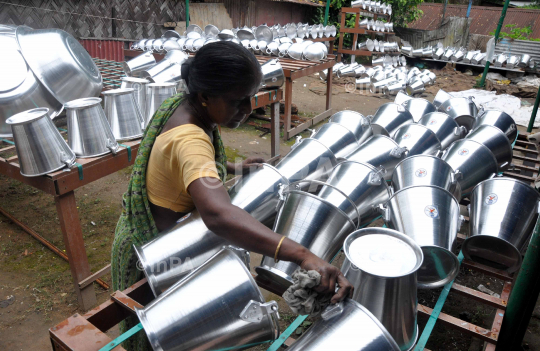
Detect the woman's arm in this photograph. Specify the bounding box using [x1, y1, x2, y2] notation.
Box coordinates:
[188, 177, 353, 303]
[226, 157, 266, 175]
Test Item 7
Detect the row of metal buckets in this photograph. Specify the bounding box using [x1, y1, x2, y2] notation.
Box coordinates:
[131, 97, 535, 350]
[6, 81, 177, 177]
[402, 44, 535, 69]
[351, 0, 393, 14]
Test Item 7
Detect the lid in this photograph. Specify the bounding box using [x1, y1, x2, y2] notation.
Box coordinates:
[6, 108, 49, 125]
[346, 231, 421, 277]
[101, 88, 135, 95]
[0, 50, 28, 92]
[64, 97, 102, 109]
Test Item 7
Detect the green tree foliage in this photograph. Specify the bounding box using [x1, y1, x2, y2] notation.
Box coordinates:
[489, 24, 540, 41]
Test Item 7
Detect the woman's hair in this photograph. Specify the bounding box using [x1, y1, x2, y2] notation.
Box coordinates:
[181, 41, 262, 99]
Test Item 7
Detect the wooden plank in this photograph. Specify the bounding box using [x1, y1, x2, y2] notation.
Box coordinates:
[0, 161, 57, 195]
[461, 259, 513, 280]
[290, 60, 335, 80]
[513, 145, 539, 154]
[451, 283, 507, 310]
[52, 142, 140, 195]
[484, 281, 513, 351]
[340, 27, 367, 35]
[312, 109, 334, 125]
[511, 154, 540, 163]
[503, 172, 537, 183]
[417, 304, 498, 344]
[271, 101, 280, 158]
[338, 48, 373, 56]
[284, 77, 294, 140]
[49, 314, 120, 351]
[111, 290, 144, 314]
[78, 264, 111, 289]
[287, 119, 313, 139]
[55, 191, 96, 310]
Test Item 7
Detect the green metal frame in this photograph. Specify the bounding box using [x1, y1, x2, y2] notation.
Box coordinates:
[479, 0, 511, 87]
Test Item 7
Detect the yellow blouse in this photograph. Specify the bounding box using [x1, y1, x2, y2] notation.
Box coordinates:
[146, 124, 220, 213]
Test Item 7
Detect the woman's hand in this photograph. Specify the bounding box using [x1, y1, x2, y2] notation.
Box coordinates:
[299, 253, 354, 304]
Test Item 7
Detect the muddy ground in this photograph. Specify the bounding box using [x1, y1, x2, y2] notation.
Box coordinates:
[0, 65, 539, 351]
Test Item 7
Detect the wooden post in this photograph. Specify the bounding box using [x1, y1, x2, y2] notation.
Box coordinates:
[284, 77, 293, 140]
[326, 64, 333, 111]
[55, 191, 97, 310]
[270, 100, 280, 158]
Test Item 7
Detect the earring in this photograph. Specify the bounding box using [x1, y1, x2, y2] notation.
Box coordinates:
[202, 102, 207, 107]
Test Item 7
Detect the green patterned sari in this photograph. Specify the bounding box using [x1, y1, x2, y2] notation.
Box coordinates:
[111, 93, 227, 350]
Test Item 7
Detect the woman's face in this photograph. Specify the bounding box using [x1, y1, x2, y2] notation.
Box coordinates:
[203, 84, 260, 129]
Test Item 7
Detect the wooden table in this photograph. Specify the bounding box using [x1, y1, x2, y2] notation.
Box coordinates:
[124, 50, 336, 140]
[0, 88, 282, 310]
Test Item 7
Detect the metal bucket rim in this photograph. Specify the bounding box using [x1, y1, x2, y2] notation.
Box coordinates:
[365, 134, 400, 148]
[445, 139, 500, 173]
[469, 124, 513, 160]
[328, 120, 369, 142]
[283, 180, 360, 227]
[470, 177, 540, 202]
[135, 307, 164, 351]
[402, 97, 435, 108]
[343, 227, 424, 278]
[20, 155, 76, 177]
[283, 189, 357, 229]
[417, 245, 460, 289]
[333, 160, 393, 197]
[133, 244, 161, 297]
[388, 184, 459, 210]
[462, 234, 523, 273]
[392, 154, 455, 175]
[230, 162, 289, 190]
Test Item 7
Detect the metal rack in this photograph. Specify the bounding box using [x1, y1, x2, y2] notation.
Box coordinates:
[337, 7, 394, 63]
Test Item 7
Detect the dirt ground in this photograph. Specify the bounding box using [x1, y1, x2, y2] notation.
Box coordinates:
[1, 65, 539, 351]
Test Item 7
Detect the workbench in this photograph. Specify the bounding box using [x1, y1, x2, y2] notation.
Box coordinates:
[0, 77, 282, 310]
[124, 49, 336, 140]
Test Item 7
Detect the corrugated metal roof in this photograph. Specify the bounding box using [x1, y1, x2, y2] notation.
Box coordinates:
[268, 0, 325, 7]
[409, 3, 540, 39]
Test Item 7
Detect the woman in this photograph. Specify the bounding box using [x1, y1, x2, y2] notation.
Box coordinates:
[112, 42, 352, 350]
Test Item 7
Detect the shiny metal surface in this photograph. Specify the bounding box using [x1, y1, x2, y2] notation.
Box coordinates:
[65, 98, 119, 158]
[466, 125, 512, 168]
[439, 97, 479, 132]
[320, 160, 391, 226]
[275, 138, 338, 183]
[256, 190, 356, 290]
[392, 124, 441, 157]
[204, 24, 219, 38]
[287, 299, 400, 351]
[7, 108, 76, 177]
[255, 25, 273, 43]
[228, 163, 288, 226]
[369, 103, 414, 137]
[441, 139, 498, 195]
[120, 77, 151, 120]
[122, 51, 157, 77]
[260, 59, 284, 89]
[433, 90, 453, 110]
[381, 185, 461, 289]
[418, 112, 466, 150]
[329, 110, 373, 144]
[162, 39, 181, 52]
[405, 79, 425, 96]
[519, 54, 531, 68]
[136, 210, 229, 296]
[162, 30, 181, 39]
[145, 83, 177, 127]
[304, 43, 326, 61]
[342, 228, 422, 351]
[473, 109, 517, 143]
[237, 27, 255, 40]
[347, 135, 408, 180]
[394, 90, 413, 105]
[0, 38, 63, 137]
[401, 98, 436, 122]
[15, 27, 102, 104]
[311, 122, 359, 158]
[149, 63, 182, 84]
[464, 178, 540, 272]
[141, 50, 188, 79]
[392, 155, 461, 200]
[136, 248, 279, 351]
[102, 88, 144, 141]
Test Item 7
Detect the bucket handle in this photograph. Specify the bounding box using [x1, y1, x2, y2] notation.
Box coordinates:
[454, 125, 468, 138]
[240, 300, 280, 323]
[374, 203, 390, 222]
[107, 138, 119, 155]
[321, 301, 344, 320]
[281, 179, 361, 228]
[291, 135, 303, 150]
[368, 165, 386, 186]
[457, 215, 466, 229]
[390, 146, 408, 158]
[451, 170, 462, 185]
